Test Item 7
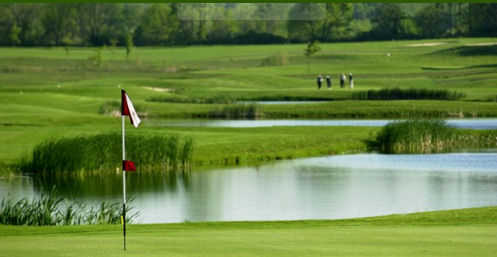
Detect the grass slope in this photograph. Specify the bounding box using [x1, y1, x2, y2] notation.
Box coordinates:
[2, 38, 497, 166]
[1, 207, 497, 257]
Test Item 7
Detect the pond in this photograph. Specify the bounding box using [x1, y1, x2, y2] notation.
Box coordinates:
[1, 153, 497, 223]
[236, 101, 330, 105]
[148, 119, 497, 129]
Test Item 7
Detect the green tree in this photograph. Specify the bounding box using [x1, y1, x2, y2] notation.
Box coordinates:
[371, 4, 405, 39]
[288, 3, 325, 42]
[468, 4, 497, 37]
[253, 3, 285, 35]
[135, 4, 179, 45]
[320, 3, 353, 41]
[125, 31, 133, 59]
[10, 4, 44, 46]
[42, 4, 77, 46]
[8, 23, 21, 46]
[78, 4, 123, 46]
[207, 8, 235, 43]
[0, 5, 14, 45]
[304, 40, 321, 73]
[415, 4, 450, 38]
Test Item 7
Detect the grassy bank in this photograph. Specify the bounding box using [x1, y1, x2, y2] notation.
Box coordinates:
[2, 38, 497, 171]
[2, 38, 497, 122]
[371, 120, 497, 153]
[251, 100, 497, 119]
[11, 122, 497, 173]
[8, 126, 375, 171]
[143, 100, 497, 119]
[1, 207, 497, 257]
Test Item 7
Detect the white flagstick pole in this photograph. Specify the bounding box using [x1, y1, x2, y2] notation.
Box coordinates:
[122, 115, 127, 251]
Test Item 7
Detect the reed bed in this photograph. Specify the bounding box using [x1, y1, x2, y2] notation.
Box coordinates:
[17, 133, 194, 173]
[370, 120, 497, 154]
[353, 88, 465, 100]
[372, 119, 497, 154]
[205, 104, 262, 119]
[0, 189, 137, 226]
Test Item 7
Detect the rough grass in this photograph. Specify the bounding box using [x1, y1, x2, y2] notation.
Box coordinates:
[1, 207, 497, 257]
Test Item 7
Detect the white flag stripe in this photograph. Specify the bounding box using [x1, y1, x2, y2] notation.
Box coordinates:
[125, 94, 141, 128]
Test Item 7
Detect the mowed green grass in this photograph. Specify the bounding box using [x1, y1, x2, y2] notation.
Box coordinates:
[1, 207, 497, 257]
[0, 123, 375, 166]
[1, 38, 497, 166]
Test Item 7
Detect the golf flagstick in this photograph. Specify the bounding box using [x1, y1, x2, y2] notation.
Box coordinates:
[120, 89, 141, 251]
[122, 114, 126, 250]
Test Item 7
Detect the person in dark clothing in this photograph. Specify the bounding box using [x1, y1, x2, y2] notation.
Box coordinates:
[349, 72, 354, 89]
[340, 73, 345, 88]
[316, 74, 323, 89]
[326, 75, 331, 89]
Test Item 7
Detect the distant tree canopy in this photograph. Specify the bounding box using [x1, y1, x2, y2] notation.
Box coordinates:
[0, 3, 493, 46]
[468, 4, 497, 37]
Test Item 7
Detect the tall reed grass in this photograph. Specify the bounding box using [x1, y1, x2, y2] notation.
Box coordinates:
[206, 104, 262, 119]
[372, 119, 497, 154]
[17, 133, 194, 173]
[353, 88, 465, 100]
[0, 189, 137, 226]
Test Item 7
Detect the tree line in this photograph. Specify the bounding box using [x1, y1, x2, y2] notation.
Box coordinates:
[1, 3, 496, 47]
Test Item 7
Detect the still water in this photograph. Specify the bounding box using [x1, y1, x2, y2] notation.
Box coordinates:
[149, 119, 497, 130]
[236, 101, 330, 105]
[1, 153, 497, 223]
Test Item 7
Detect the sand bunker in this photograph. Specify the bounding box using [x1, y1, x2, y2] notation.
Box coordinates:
[143, 87, 173, 92]
[464, 42, 497, 46]
[407, 42, 445, 47]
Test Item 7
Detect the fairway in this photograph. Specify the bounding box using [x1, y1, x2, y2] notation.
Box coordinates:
[2, 38, 497, 166]
[1, 207, 497, 257]
[2, 3, 497, 257]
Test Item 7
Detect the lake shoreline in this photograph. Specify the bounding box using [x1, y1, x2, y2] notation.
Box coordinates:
[2, 206, 497, 229]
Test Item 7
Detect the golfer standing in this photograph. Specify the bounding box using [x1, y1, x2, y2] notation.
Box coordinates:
[349, 73, 354, 89]
[317, 74, 323, 89]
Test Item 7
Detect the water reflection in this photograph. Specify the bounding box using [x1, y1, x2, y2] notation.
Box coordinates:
[31, 171, 192, 200]
[148, 119, 497, 130]
[1, 153, 497, 223]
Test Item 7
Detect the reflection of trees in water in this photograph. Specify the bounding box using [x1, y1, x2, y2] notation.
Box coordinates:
[31, 170, 192, 199]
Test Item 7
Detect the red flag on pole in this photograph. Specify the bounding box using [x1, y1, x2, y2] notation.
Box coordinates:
[121, 89, 141, 128]
[122, 160, 136, 172]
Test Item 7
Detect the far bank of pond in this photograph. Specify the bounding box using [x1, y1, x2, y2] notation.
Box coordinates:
[2, 153, 497, 224]
[12, 119, 497, 172]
